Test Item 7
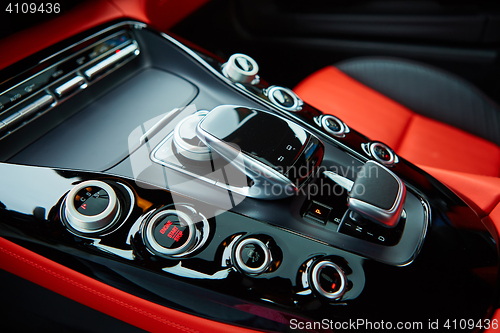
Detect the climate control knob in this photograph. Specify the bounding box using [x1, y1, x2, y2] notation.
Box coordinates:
[142, 206, 209, 258]
[64, 180, 120, 234]
[233, 237, 273, 275]
[309, 260, 347, 300]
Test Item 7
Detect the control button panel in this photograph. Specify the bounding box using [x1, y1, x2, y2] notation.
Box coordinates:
[338, 210, 405, 246]
[142, 206, 209, 258]
[54, 76, 86, 97]
[301, 169, 406, 246]
[0, 29, 139, 141]
[266, 86, 303, 112]
[63, 180, 120, 234]
[84, 43, 139, 80]
[301, 174, 350, 228]
[0, 30, 133, 116]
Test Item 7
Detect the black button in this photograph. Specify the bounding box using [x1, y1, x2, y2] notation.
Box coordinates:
[306, 201, 331, 224]
[318, 265, 343, 294]
[240, 242, 266, 269]
[74, 186, 109, 216]
[272, 89, 295, 108]
[153, 214, 190, 250]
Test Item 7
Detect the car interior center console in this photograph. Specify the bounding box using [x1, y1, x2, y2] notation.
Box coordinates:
[0, 21, 497, 331]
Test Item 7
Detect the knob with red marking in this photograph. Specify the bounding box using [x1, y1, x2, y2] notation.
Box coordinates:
[64, 180, 120, 234]
[309, 260, 347, 300]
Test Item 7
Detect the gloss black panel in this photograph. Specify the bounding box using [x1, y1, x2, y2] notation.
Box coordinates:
[9, 68, 198, 171]
[0, 163, 365, 331]
[0, 162, 496, 332]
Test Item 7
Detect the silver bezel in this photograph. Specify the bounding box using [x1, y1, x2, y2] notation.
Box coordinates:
[222, 53, 259, 84]
[144, 209, 196, 257]
[234, 238, 272, 275]
[310, 261, 347, 300]
[369, 142, 397, 166]
[64, 180, 119, 233]
[321, 115, 348, 137]
[266, 86, 303, 112]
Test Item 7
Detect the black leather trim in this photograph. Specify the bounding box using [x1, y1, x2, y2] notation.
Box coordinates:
[336, 57, 500, 147]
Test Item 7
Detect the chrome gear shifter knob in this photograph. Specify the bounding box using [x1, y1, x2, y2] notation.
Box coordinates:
[348, 161, 406, 228]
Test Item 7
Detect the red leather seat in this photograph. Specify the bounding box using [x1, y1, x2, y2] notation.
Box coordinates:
[294, 58, 500, 177]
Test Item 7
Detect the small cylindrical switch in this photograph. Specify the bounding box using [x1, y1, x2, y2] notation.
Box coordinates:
[222, 53, 259, 84]
[233, 237, 273, 275]
[348, 160, 406, 228]
[64, 180, 119, 233]
[310, 260, 347, 300]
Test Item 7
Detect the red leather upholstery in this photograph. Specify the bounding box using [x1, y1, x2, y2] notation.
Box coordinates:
[0, 236, 261, 333]
[422, 166, 500, 217]
[294, 66, 500, 177]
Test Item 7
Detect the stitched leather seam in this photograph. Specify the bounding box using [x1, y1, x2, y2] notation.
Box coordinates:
[0, 244, 200, 333]
[393, 113, 415, 152]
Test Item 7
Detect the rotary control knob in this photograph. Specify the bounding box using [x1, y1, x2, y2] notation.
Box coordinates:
[173, 111, 211, 161]
[309, 260, 347, 300]
[321, 115, 348, 137]
[233, 237, 273, 275]
[266, 86, 303, 112]
[222, 53, 259, 84]
[64, 180, 120, 234]
[369, 142, 397, 166]
[142, 206, 209, 258]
